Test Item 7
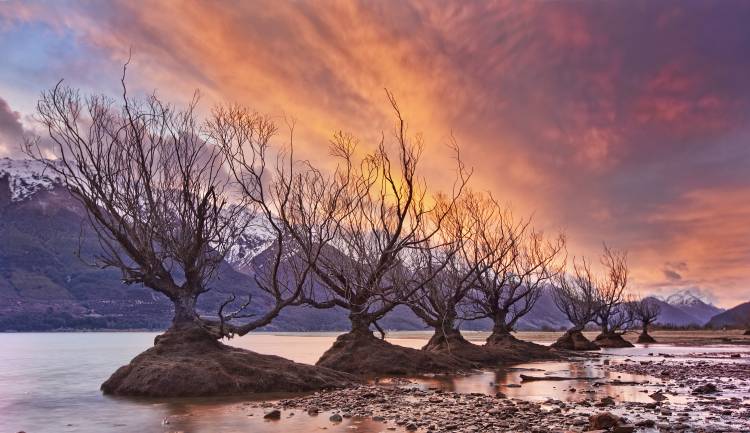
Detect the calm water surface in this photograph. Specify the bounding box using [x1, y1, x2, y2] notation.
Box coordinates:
[1, 332, 748, 433]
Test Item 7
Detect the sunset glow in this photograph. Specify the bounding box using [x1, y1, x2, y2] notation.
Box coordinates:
[1, 1, 749, 307]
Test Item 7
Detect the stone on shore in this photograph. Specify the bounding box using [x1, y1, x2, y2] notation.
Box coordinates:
[589, 412, 621, 429]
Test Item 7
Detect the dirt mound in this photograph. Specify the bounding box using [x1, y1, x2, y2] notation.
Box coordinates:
[101, 326, 356, 397]
[423, 331, 499, 366]
[484, 333, 561, 362]
[423, 331, 560, 368]
[316, 330, 474, 376]
[550, 330, 600, 351]
[637, 331, 657, 344]
[595, 332, 635, 348]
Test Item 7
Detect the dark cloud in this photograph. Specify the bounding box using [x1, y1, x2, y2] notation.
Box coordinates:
[663, 269, 683, 282]
[0, 96, 25, 156]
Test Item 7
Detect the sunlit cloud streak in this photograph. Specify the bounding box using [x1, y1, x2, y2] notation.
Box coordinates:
[1, 0, 749, 306]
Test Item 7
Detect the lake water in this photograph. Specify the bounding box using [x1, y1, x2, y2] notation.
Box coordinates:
[1, 332, 748, 433]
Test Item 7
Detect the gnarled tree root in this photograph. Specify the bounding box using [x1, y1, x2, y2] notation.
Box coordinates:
[594, 332, 635, 348]
[101, 326, 357, 397]
[484, 332, 561, 362]
[423, 331, 561, 368]
[551, 330, 601, 351]
[317, 330, 475, 376]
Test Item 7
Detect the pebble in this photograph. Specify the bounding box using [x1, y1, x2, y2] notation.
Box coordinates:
[263, 409, 281, 420]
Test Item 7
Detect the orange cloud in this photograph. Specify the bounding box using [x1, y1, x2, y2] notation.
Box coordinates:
[1, 0, 750, 307]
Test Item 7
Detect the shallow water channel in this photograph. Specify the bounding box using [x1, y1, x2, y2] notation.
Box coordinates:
[1, 332, 748, 433]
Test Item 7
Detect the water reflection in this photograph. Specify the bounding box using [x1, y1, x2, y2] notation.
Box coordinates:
[411, 359, 660, 404]
[1, 332, 749, 433]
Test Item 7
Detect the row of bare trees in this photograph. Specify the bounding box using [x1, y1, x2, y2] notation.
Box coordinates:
[27, 78, 484, 343]
[28, 74, 660, 353]
[551, 245, 661, 348]
[408, 192, 566, 350]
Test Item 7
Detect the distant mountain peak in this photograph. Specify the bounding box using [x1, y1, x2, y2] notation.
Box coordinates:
[224, 218, 276, 273]
[0, 158, 63, 201]
[662, 289, 714, 306]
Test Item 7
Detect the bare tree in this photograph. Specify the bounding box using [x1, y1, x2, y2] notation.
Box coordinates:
[551, 257, 600, 350]
[466, 210, 565, 346]
[551, 244, 633, 349]
[297, 92, 470, 341]
[631, 296, 661, 343]
[407, 191, 500, 351]
[591, 245, 634, 346]
[26, 73, 309, 339]
[25, 76, 257, 338]
[209, 105, 356, 337]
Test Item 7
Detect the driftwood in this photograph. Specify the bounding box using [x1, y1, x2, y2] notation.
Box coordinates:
[519, 374, 597, 382]
[519, 374, 647, 385]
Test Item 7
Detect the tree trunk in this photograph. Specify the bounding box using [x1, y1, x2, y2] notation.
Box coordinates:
[486, 314, 517, 346]
[596, 321, 610, 341]
[153, 291, 215, 347]
[349, 312, 374, 339]
[171, 293, 201, 329]
[423, 315, 462, 351]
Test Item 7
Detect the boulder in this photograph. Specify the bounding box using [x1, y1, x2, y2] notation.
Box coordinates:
[692, 383, 719, 394]
[264, 410, 281, 420]
[589, 412, 621, 430]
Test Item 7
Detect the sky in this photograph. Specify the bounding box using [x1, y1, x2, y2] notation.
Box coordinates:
[1, 0, 749, 308]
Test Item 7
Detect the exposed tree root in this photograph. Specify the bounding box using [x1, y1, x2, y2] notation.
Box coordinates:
[423, 330, 561, 368]
[423, 330, 499, 366]
[316, 330, 475, 376]
[636, 331, 657, 344]
[102, 326, 356, 397]
[551, 330, 601, 351]
[594, 332, 635, 348]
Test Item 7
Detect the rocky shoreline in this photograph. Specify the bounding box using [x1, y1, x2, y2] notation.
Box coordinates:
[231, 350, 750, 433]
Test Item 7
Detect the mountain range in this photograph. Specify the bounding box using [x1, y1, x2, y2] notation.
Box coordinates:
[0, 158, 742, 332]
[706, 302, 750, 329]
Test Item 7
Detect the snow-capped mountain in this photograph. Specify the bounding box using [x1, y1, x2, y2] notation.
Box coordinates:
[651, 289, 724, 326]
[224, 217, 276, 275]
[663, 289, 712, 306]
[0, 158, 734, 332]
[0, 157, 278, 272]
[0, 157, 64, 201]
